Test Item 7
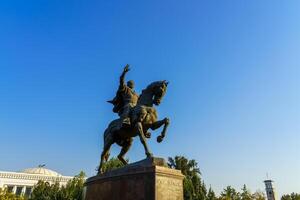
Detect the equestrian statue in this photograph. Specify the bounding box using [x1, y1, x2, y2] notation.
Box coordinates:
[98, 65, 169, 174]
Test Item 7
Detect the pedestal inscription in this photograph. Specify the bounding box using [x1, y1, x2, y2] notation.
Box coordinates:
[156, 172, 183, 200]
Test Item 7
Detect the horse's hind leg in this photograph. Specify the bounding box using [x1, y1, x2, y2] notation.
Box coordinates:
[98, 139, 113, 174]
[117, 138, 132, 165]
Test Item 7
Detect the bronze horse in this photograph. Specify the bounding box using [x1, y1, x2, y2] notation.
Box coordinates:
[98, 81, 170, 174]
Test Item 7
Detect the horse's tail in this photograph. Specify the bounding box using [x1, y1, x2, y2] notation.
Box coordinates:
[103, 119, 121, 144]
[101, 119, 120, 162]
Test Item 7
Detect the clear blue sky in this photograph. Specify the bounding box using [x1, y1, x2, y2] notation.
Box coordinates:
[0, 0, 299, 197]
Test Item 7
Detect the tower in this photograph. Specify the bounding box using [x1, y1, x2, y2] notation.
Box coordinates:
[264, 179, 276, 200]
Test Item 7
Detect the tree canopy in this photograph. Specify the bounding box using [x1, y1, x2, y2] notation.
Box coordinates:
[101, 157, 127, 173]
[168, 156, 207, 200]
[0, 188, 25, 200]
[281, 193, 300, 200]
[30, 171, 86, 200]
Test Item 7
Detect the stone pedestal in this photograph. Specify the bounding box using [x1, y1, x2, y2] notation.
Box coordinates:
[84, 157, 184, 200]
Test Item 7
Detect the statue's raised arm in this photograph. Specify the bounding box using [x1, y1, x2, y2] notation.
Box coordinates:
[119, 64, 130, 90]
[107, 65, 138, 121]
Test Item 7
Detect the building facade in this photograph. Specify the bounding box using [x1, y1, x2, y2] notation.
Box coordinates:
[0, 166, 73, 197]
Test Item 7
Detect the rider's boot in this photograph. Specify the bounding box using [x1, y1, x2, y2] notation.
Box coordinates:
[122, 117, 131, 127]
[122, 117, 131, 128]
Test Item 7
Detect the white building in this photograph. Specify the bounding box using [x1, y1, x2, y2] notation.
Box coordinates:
[0, 166, 73, 197]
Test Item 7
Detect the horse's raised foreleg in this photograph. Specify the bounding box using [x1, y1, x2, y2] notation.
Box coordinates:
[117, 138, 132, 165]
[150, 117, 170, 143]
[135, 122, 153, 157]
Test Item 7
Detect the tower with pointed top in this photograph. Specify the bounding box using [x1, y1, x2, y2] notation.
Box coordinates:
[264, 180, 276, 200]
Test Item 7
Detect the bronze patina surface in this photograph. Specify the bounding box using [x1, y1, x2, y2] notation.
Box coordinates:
[98, 65, 170, 174]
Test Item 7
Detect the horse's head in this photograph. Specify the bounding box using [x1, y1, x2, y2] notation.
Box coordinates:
[151, 80, 169, 106]
[138, 80, 169, 107]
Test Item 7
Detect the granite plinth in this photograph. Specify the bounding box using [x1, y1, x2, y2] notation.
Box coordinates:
[84, 157, 184, 200]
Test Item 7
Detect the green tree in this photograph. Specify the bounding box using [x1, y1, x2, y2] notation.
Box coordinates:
[168, 156, 207, 200]
[219, 186, 240, 200]
[0, 188, 25, 200]
[252, 190, 266, 200]
[101, 157, 128, 173]
[281, 193, 300, 200]
[30, 171, 86, 200]
[240, 185, 252, 200]
[30, 181, 65, 200]
[207, 186, 217, 200]
[63, 171, 86, 200]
